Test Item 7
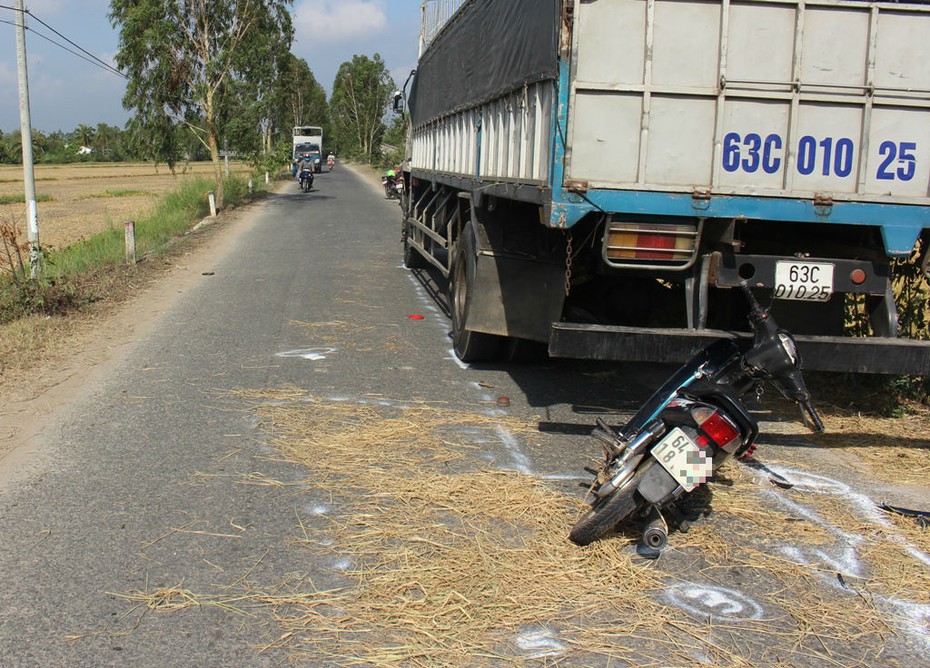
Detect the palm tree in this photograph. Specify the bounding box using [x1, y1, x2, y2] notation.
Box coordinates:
[94, 123, 119, 157]
[73, 124, 95, 150]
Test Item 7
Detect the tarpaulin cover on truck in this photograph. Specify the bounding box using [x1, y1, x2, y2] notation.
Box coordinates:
[410, 0, 560, 127]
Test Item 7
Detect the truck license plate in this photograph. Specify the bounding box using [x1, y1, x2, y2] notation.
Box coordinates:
[774, 261, 834, 301]
[651, 427, 713, 492]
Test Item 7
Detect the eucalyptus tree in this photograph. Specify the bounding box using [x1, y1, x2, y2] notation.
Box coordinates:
[109, 0, 293, 205]
[330, 54, 395, 162]
[274, 54, 329, 147]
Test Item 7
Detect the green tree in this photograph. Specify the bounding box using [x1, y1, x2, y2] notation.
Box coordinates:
[73, 124, 95, 150]
[330, 54, 395, 163]
[243, 21, 295, 157]
[6, 130, 49, 164]
[93, 123, 124, 160]
[43, 131, 69, 163]
[109, 0, 293, 206]
[273, 54, 329, 152]
[381, 114, 407, 167]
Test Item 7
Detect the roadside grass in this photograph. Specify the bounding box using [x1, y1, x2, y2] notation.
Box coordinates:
[0, 193, 53, 204]
[0, 174, 264, 323]
[85, 189, 150, 199]
[48, 177, 214, 277]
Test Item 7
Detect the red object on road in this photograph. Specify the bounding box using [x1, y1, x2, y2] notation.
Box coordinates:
[407, 314, 425, 320]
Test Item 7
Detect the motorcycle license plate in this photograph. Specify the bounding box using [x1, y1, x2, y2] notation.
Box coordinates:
[773, 261, 834, 302]
[651, 427, 713, 492]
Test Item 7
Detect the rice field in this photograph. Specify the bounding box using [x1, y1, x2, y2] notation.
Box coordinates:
[0, 161, 252, 251]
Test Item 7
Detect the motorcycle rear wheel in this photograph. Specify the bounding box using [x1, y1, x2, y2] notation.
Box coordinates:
[569, 460, 654, 546]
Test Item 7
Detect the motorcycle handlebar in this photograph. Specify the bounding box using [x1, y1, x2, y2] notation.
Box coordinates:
[739, 280, 824, 434]
[801, 399, 825, 433]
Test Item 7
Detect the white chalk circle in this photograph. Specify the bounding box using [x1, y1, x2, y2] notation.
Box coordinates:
[665, 583, 765, 621]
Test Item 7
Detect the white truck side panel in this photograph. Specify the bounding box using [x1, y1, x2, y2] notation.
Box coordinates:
[567, 0, 930, 204]
[410, 80, 554, 183]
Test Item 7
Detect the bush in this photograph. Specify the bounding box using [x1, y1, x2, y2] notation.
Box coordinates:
[844, 238, 930, 407]
[0, 276, 82, 323]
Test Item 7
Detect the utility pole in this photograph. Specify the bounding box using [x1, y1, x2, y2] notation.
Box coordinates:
[15, 0, 40, 277]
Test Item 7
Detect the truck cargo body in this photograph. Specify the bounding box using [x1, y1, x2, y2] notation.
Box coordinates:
[293, 125, 324, 171]
[402, 0, 930, 373]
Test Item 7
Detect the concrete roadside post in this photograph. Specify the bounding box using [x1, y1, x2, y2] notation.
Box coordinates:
[124, 221, 135, 265]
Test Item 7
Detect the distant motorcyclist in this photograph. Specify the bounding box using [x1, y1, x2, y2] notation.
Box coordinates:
[382, 166, 401, 199]
[327, 153, 336, 170]
[297, 154, 314, 191]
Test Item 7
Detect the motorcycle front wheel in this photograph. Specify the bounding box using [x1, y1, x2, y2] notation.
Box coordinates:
[569, 460, 654, 546]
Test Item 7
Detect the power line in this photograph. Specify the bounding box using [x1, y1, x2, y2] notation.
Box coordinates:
[25, 24, 128, 79]
[24, 9, 127, 79]
[0, 4, 127, 80]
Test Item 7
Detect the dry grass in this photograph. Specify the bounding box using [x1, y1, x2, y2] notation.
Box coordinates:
[683, 462, 930, 658]
[162, 387, 924, 667]
[813, 411, 930, 487]
[0, 162, 251, 251]
[231, 389, 733, 665]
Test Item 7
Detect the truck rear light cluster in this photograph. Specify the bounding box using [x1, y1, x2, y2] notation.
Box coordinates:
[603, 221, 698, 268]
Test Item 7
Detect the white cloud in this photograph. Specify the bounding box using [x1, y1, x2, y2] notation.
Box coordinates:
[292, 0, 388, 45]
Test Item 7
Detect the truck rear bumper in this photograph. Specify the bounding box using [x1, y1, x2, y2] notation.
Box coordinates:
[549, 322, 930, 375]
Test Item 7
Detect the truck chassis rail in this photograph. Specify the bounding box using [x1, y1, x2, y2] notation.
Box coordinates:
[550, 323, 930, 375]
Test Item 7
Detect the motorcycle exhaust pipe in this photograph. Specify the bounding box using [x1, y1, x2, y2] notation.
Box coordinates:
[642, 506, 668, 551]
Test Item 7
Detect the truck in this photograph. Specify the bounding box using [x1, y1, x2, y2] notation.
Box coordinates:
[397, 0, 930, 374]
[293, 125, 324, 172]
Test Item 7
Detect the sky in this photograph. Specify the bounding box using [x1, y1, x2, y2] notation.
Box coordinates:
[0, 0, 424, 134]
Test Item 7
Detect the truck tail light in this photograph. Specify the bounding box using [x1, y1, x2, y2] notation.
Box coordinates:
[603, 221, 699, 268]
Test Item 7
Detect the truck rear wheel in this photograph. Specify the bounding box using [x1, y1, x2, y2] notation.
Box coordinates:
[450, 225, 502, 362]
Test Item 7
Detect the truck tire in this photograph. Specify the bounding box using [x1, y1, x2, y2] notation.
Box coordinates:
[403, 219, 428, 269]
[450, 225, 503, 362]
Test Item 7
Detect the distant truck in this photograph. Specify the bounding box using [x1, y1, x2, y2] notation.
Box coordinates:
[293, 125, 323, 172]
[397, 0, 930, 373]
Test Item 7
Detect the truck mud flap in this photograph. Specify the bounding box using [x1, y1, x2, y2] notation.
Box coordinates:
[549, 323, 930, 375]
[468, 252, 565, 343]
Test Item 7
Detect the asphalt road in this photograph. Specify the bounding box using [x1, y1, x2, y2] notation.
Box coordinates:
[0, 165, 927, 666]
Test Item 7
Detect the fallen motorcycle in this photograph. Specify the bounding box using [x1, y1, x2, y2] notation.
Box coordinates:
[569, 281, 823, 550]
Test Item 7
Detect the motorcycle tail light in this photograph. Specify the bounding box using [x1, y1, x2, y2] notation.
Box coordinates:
[692, 407, 741, 450]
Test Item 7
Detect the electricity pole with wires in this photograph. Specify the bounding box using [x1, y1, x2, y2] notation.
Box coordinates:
[14, 0, 40, 277]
